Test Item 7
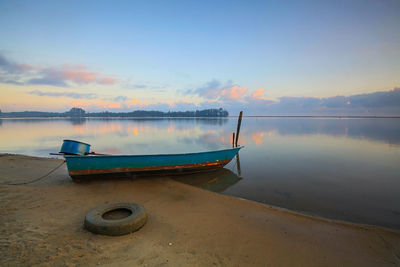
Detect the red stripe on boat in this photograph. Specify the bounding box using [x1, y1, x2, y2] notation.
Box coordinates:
[68, 159, 231, 176]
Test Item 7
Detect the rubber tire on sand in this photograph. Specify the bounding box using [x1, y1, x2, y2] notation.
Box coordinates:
[84, 202, 147, 236]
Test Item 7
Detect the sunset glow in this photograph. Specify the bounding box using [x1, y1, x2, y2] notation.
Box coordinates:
[0, 1, 399, 115]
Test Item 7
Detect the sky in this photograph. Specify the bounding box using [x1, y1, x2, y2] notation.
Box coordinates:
[0, 0, 399, 115]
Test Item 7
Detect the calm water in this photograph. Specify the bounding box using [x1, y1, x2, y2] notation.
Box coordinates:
[1, 117, 399, 230]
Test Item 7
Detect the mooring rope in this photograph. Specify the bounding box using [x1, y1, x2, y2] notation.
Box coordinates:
[2, 160, 66, 186]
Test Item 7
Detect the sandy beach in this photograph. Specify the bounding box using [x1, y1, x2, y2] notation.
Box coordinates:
[0, 154, 399, 266]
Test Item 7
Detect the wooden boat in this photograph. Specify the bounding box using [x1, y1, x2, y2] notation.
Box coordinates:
[59, 140, 242, 181]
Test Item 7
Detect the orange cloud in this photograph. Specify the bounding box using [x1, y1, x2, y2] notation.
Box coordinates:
[71, 100, 89, 108]
[71, 99, 121, 109]
[126, 98, 151, 107]
[63, 69, 98, 83]
[181, 98, 194, 103]
[166, 100, 176, 107]
[252, 88, 265, 98]
[220, 85, 248, 101]
[250, 88, 278, 102]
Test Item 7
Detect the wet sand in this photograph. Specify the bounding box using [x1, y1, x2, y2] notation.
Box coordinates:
[0, 154, 399, 266]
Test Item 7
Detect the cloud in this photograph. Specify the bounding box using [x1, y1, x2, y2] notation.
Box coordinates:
[1, 79, 25, 85]
[27, 77, 68, 87]
[52, 86, 400, 115]
[190, 79, 248, 102]
[124, 83, 167, 91]
[349, 88, 400, 107]
[100, 76, 117, 85]
[278, 96, 321, 109]
[28, 90, 97, 99]
[187, 77, 400, 115]
[0, 53, 118, 87]
[0, 54, 35, 73]
[186, 79, 400, 115]
[71, 99, 121, 110]
[65, 82, 400, 115]
[220, 85, 248, 101]
[67, 96, 202, 112]
[252, 88, 265, 99]
[128, 84, 148, 89]
[235, 87, 400, 115]
[26, 66, 100, 86]
[321, 96, 348, 108]
[192, 79, 223, 99]
[62, 69, 98, 83]
[0, 54, 12, 70]
[112, 95, 129, 102]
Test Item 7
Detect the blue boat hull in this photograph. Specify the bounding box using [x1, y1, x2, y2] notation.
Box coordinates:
[65, 147, 242, 181]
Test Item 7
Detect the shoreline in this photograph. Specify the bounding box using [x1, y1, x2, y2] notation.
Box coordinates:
[1, 115, 400, 119]
[235, 196, 400, 235]
[3, 153, 400, 234]
[1, 154, 399, 266]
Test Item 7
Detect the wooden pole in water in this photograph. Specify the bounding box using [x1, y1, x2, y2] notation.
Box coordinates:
[232, 132, 235, 147]
[235, 111, 243, 147]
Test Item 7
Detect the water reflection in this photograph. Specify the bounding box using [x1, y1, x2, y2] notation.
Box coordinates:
[1, 117, 399, 230]
[235, 153, 242, 176]
[173, 168, 242, 193]
[68, 117, 86, 125]
[1, 117, 399, 155]
[2, 117, 398, 147]
[242, 118, 400, 145]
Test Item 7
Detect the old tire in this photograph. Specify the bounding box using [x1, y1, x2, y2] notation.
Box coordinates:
[84, 202, 147, 236]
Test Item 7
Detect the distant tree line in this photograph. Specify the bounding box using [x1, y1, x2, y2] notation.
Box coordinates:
[0, 108, 229, 118]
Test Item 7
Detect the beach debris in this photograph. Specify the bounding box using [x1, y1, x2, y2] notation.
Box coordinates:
[84, 202, 147, 236]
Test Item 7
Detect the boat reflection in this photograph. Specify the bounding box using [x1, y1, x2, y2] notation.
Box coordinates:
[173, 168, 242, 193]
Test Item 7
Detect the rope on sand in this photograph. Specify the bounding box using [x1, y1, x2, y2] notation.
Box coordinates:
[2, 161, 66, 185]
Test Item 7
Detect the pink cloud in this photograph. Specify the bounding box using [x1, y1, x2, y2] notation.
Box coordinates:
[0, 53, 119, 86]
[62, 64, 87, 70]
[17, 63, 36, 72]
[32, 65, 119, 86]
[100, 77, 118, 85]
[220, 85, 248, 101]
[63, 69, 98, 83]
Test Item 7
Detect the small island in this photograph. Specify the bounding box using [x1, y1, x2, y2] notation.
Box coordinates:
[0, 107, 229, 118]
